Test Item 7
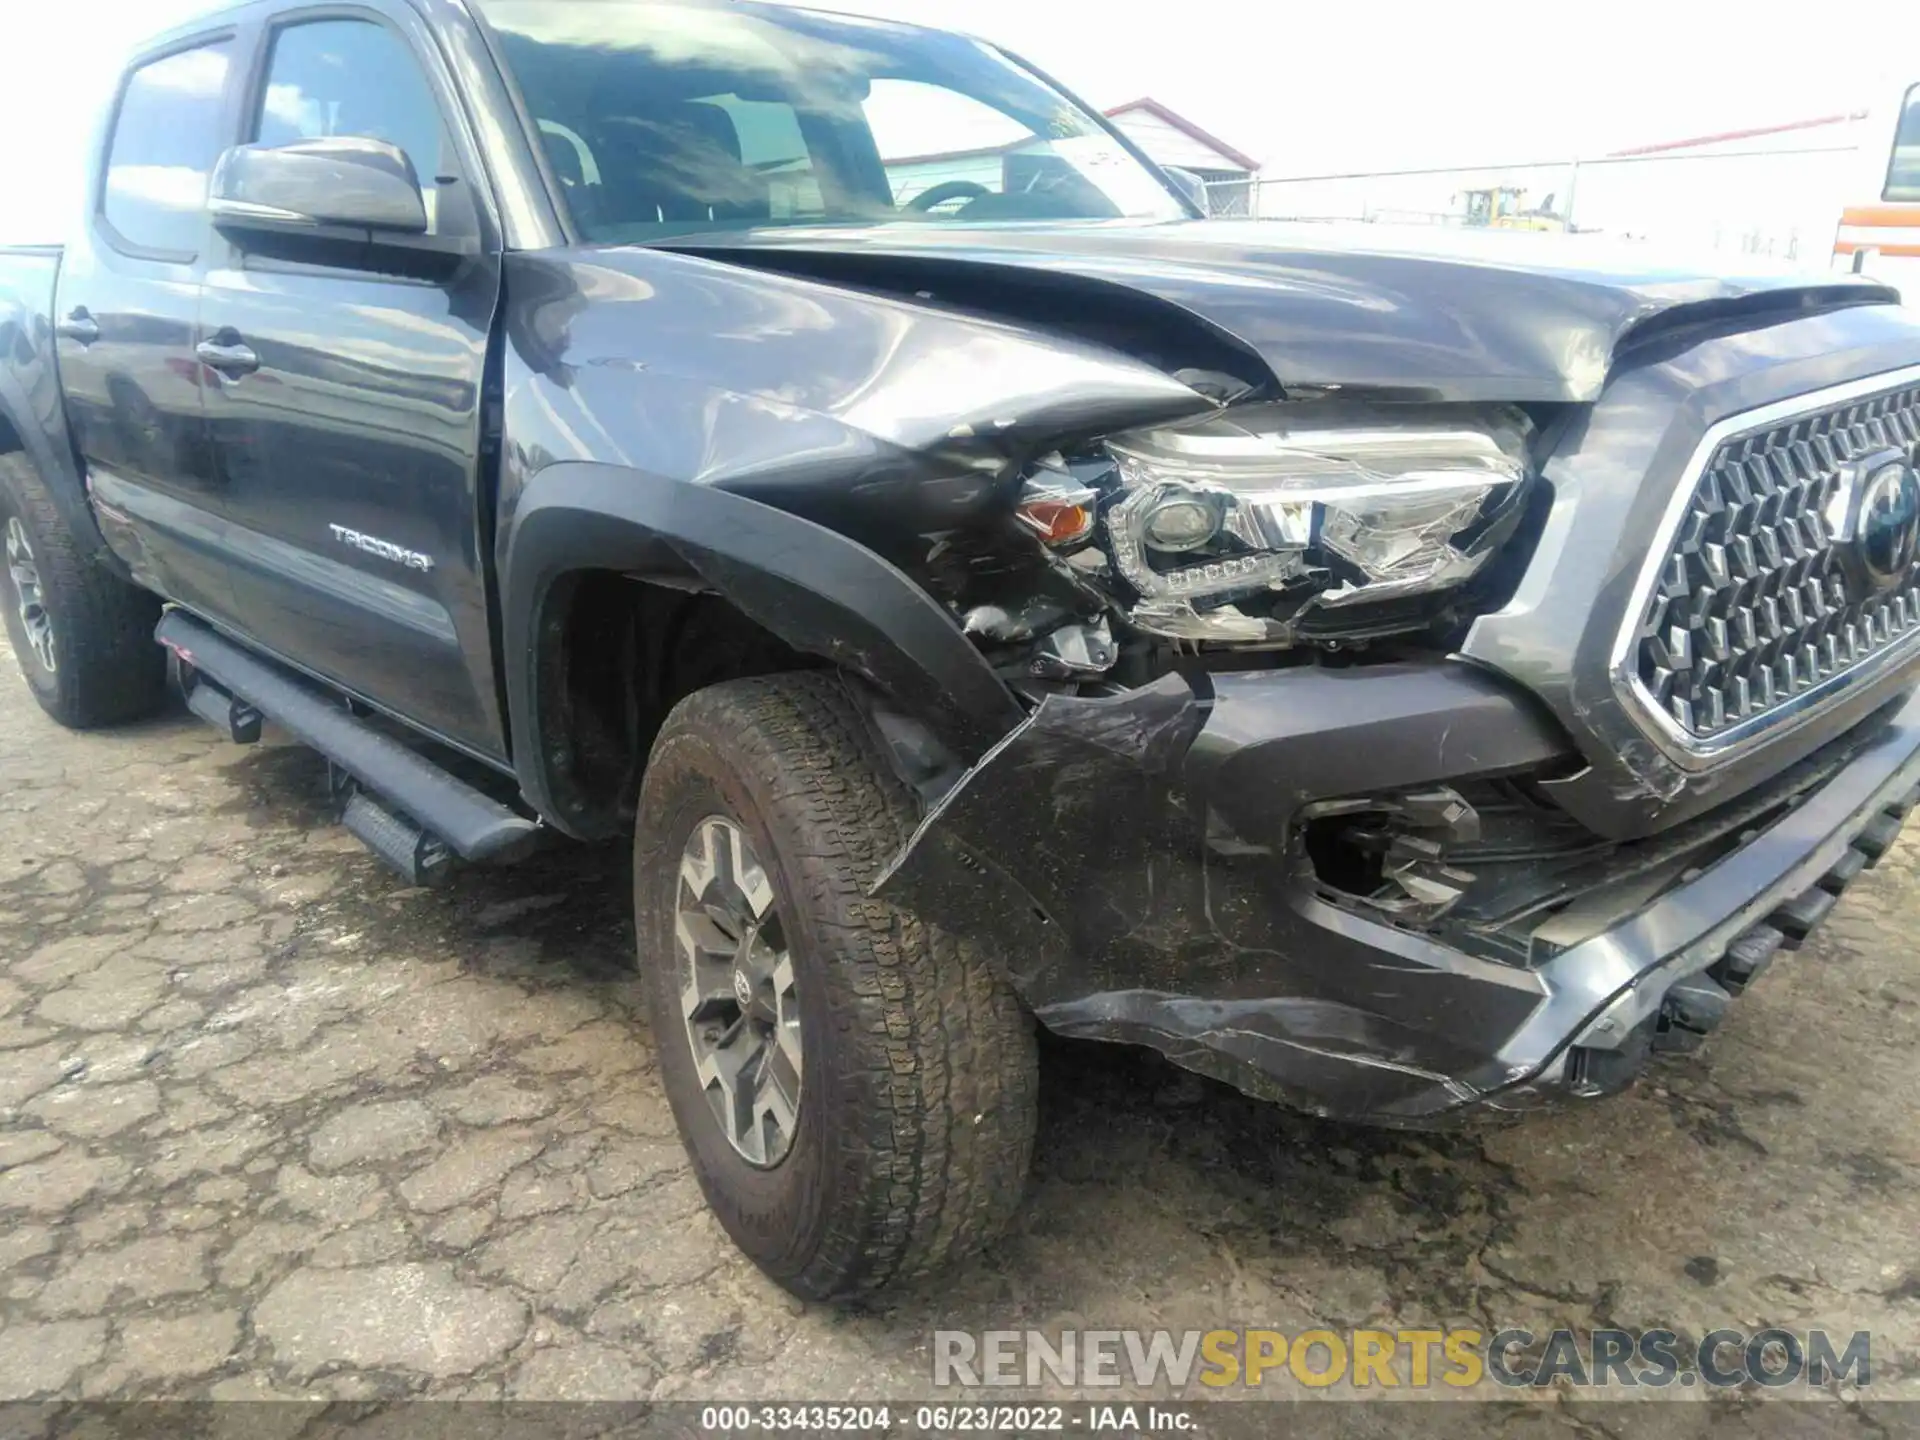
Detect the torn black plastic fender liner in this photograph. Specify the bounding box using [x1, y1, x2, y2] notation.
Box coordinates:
[874, 664, 1570, 1122]
[875, 670, 1207, 989]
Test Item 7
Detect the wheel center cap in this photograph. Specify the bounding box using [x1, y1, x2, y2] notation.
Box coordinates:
[731, 968, 754, 1008]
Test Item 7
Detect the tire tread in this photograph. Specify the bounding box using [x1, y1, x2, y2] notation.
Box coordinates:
[0, 452, 165, 728]
[642, 673, 1037, 1298]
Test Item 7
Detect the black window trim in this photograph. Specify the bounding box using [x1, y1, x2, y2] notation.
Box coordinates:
[1884, 82, 1920, 205]
[93, 27, 244, 266]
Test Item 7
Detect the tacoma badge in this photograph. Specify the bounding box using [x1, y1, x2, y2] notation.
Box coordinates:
[328, 524, 434, 573]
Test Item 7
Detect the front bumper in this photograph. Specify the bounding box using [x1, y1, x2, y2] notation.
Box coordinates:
[876, 663, 1920, 1125]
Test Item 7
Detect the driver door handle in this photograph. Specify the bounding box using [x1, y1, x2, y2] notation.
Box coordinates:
[55, 309, 100, 345]
[196, 334, 259, 378]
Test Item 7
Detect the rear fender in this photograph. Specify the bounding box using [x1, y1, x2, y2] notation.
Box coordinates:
[0, 297, 117, 572]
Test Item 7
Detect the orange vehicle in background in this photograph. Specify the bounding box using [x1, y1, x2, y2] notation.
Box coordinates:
[1835, 82, 1920, 297]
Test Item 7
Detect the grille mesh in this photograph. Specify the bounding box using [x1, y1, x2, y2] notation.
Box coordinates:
[1631, 379, 1920, 740]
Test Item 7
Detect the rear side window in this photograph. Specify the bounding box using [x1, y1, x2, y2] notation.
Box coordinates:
[253, 19, 452, 231]
[102, 41, 234, 257]
[1887, 85, 1920, 202]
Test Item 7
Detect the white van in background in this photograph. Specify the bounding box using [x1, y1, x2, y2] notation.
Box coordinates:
[1835, 82, 1920, 297]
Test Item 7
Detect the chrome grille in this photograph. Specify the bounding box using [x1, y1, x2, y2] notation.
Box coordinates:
[1627, 375, 1920, 745]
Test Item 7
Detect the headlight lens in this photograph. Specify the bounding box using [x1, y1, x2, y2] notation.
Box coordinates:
[1095, 400, 1531, 643]
[1139, 492, 1223, 551]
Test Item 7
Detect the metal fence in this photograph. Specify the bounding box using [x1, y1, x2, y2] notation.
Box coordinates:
[1201, 141, 1862, 262]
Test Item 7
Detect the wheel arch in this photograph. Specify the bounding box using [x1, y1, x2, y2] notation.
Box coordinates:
[499, 460, 1025, 838]
[0, 348, 120, 575]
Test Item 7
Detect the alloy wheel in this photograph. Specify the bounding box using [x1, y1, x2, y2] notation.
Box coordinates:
[4, 516, 55, 673]
[674, 815, 804, 1166]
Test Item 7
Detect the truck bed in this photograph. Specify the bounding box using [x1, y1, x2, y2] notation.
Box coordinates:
[0, 247, 64, 384]
[0, 242, 117, 574]
[0, 243, 62, 334]
[0, 246, 65, 446]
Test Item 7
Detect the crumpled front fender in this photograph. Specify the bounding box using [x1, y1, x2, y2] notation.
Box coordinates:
[498, 461, 1029, 836]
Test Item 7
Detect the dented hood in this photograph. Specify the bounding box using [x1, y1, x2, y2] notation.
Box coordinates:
[666, 218, 1899, 403]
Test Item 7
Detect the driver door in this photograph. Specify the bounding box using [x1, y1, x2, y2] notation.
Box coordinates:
[198, 3, 507, 760]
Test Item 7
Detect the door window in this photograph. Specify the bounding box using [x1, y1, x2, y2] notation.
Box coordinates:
[101, 40, 234, 257]
[253, 19, 451, 230]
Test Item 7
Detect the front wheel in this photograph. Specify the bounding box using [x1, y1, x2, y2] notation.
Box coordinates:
[635, 673, 1038, 1300]
[0, 452, 166, 728]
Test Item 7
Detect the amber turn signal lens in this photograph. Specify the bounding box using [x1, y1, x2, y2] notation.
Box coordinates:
[1017, 498, 1095, 546]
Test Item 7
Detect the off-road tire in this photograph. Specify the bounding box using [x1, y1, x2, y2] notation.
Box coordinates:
[0, 451, 165, 728]
[635, 672, 1038, 1300]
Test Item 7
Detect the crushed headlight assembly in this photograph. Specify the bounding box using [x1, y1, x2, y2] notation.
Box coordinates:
[1093, 400, 1532, 644]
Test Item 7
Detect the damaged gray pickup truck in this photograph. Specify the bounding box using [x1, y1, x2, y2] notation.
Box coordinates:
[4, 0, 1920, 1301]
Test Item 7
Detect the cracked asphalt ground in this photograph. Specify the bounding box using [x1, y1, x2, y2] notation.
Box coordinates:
[3, 623, 1919, 1425]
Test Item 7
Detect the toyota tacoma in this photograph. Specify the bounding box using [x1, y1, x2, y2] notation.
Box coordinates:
[3, 0, 1920, 1301]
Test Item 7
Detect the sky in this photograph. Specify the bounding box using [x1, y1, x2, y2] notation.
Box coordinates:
[4, 0, 1918, 243]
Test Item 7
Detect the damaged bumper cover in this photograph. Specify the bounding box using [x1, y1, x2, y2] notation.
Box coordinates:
[875, 665, 1920, 1125]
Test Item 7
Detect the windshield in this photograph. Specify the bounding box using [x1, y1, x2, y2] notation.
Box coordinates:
[476, 0, 1187, 240]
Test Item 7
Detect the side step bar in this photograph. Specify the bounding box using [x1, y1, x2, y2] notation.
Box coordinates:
[158, 610, 539, 871]
[184, 674, 263, 744]
[342, 791, 451, 887]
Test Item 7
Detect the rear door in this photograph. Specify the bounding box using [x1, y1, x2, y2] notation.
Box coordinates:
[199, 2, 507, 760]
[56, 31, 238, 620]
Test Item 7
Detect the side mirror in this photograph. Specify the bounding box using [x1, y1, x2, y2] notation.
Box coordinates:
[1163, 166, 1211, 218]
[209, 136, 429, 236]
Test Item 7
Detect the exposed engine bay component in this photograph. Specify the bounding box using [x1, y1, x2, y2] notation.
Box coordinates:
[1009, 401, 1534, 648]
[961, 596, 1075, 643]
[1028, 617, 1116, 679]
[1299, 785, 1484, 922]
